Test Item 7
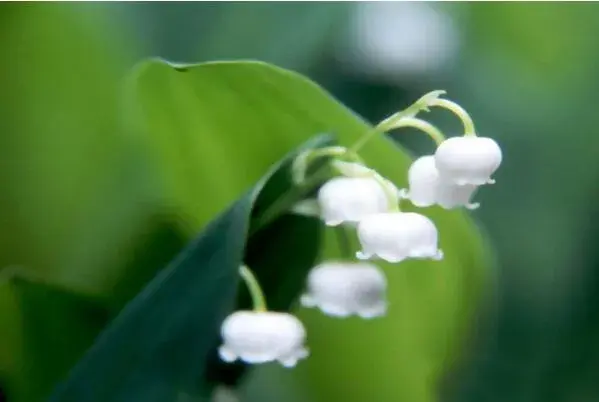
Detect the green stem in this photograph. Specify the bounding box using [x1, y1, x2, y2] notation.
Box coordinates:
[428, 98, 476, 136]
[351, 117, 446, 153]
[254, 123, 411, 233]
[239, 265, 267, 312]
[348, 126, 383, 154]
[351, 89, 452, 151]
[255, 94, 448, 234]
[292, 146, 365, 185]
[372, 174, 400, 212]
[251, 167, 330, 235]
[308, 146, 363, 164]
[380, 117, 446, 146]
[377, 89, 447, 128]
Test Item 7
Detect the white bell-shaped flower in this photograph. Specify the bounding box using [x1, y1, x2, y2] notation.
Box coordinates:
[356, 212, 443, 263]
[317, 177, 389, 226]
[434, 136, 502, 185]
[399, 154, 480, 210]
[218, 311, 308, 368]
[436, 180, 479, 210]
[300, 261, 387, 319]
[399, 155, 438, 207]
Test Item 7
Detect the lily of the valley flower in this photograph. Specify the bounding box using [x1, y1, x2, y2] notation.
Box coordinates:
[317, 176, 390, 226]
[399, 155, 480, 210]
[399, 155, 438, 207]
[301, 261, 387, 319]
[435, 179, 479, 210]
[218, 311, 308, 368]
[434, 136, 502, 185]
[356, 212, 443, 263]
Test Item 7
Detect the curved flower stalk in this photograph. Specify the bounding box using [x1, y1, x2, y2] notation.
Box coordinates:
[426, 96, 503, 185]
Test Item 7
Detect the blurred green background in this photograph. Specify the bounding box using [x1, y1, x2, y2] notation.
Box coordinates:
[3, 2, 599, 402]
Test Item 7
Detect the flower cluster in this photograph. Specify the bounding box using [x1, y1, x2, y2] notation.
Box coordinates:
[217, 90, 502, 368]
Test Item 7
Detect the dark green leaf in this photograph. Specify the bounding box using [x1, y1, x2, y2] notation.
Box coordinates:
[47, 135, 333, 402]
[0, 269, 111, 402]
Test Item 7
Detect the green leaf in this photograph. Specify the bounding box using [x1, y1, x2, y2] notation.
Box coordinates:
[47, 135, 333, 402]
[0, 268, 111, 402]
[0, 6, 169, 402]
[125, 59, 490, 402]
[0, 4, 146, 292]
